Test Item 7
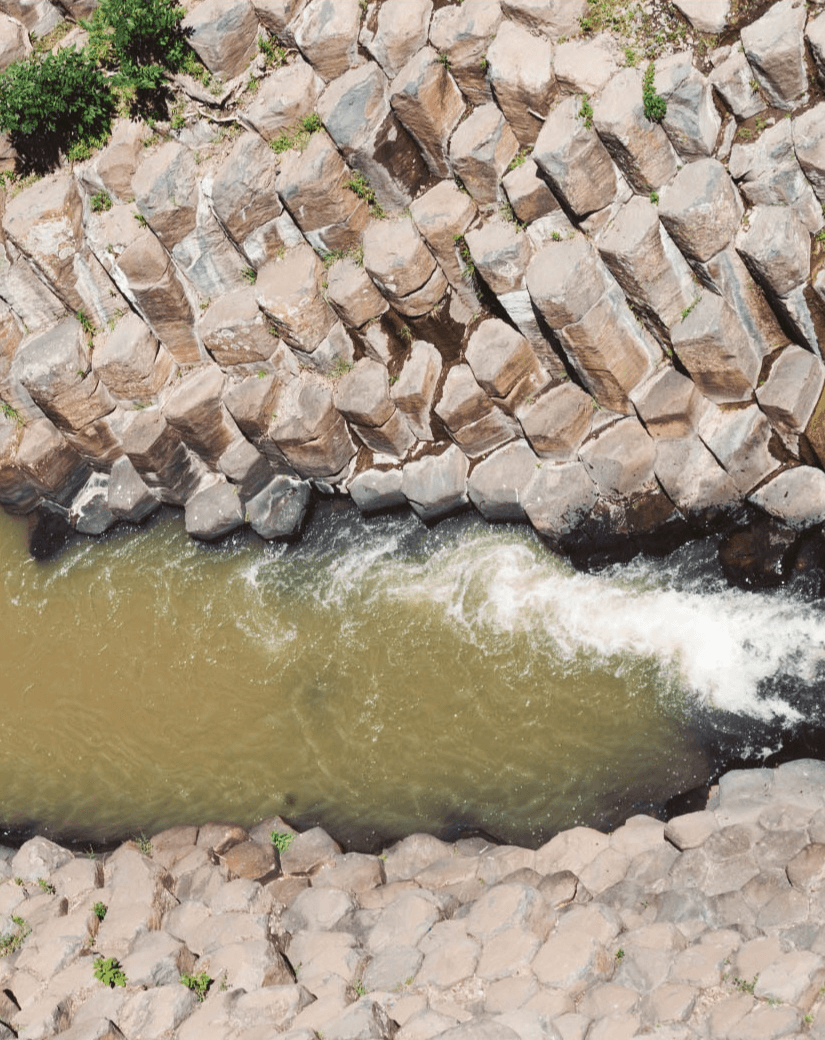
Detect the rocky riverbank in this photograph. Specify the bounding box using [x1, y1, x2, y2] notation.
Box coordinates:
[4, 0, 825, 575]
[1, 760, 825, 1038]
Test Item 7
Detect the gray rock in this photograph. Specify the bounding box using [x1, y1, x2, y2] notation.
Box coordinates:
[465, 318, 546, 415]
[292, 0, 361, 81]
[631, 367, 709, 440]
[348, 467, 406, 514]
[672, 0, 731, 33]
[523, 460, 598, 539]
[517, 382, 595, 460]
[182, 0, 258, 79]
[408, 180, 479, 308]
[468, 440, 540, 522]
[533, 96, 618, 220]
[449, 103, 519, 205]
[486, 20, 556, 146]
[243, 58, 325, 143]
[698, 404, 778, 494]
[792, 101, 825, 206]
[11, 837, 72, 881]
[429, 0, 501, 106]
[740, 0, 808, 111]
[363, 218, 443, 315]
[184, 481, 245, 541]
[70, 473, 116, 535]
[94, 313, 176, 401]
[401, 445, 469, 521]
[257, 245, 337, 353]
[268, 375, 356, 480]
[360, 0, 431, 80]
[709, 49, 765, 120]
[807, 10, 825, 89]
[657, 53, 720, 162]
[749, 468, 825, 530]
[659, 158, 743, 263]
[736, 205, 810, 299]
[580, 418, 656, 499]
[246, 476, 311, 540]
[391, 341, 442, 442]
[434, 364, 516, 458]
[502, 0, 586, 38]
[757, 345, 825, 435]
[654, 436, 739, 516]
[502, 158, 561, 226]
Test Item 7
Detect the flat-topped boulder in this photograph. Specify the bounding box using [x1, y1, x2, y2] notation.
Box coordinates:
[401, 444, 469, 520]
[485, 20, 556, 145]
[658, 158, 743, 264]
[291, 0, 362, 82]
[740, 0, 808, 111]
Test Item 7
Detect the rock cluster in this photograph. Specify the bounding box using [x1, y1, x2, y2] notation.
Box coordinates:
[4, 761, 825, 1038]
[2, 0, 825, 563]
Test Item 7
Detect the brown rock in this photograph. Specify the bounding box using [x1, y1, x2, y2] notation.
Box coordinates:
[93, 313, 176, 401]
[449, 103, 519, 204]
[292, 0, 361, 81]
[409, 180, 478, 306]
[486, 20, 556, 145]
[390, 46, 465, 178]
[659, 158, 744, 263]
[429, 0, 502, 106]
[221, 841, 278, 882]
[199, 289, 278, 366]
[256, 244, 337, 352]
[132, 142, 199, 249]
[502, 158, 561, 226]
[268, 375, 356, 478]
[162, 365, 239, 466]
[243, 58, 325, 142]
[325, 256, 388, 329]
[182, 0, 258, 80]
[360, 0, 432, 80]
[517, 382, 595, 460]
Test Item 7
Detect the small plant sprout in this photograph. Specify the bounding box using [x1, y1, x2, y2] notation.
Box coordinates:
[615, 948, 625, 961]
[0, 916, 30, 957]
[353, 979, 367, 996]
[642, 63, 667, 123]
[37, 878, 55, 894]
[90, 190, 112, 213]
[94, 956, 127, 988]
[438, 52, 451, 68]
[92, 902, 108, 921]
[1, 403, 24, 425]
[270, 830, 296, 854]
[135, 833, 153, 857]
[180, 971, 212, 1001]
[579, 94, 594, 130]
[649, 190, 659, 205]
[345, 170, 385, 219]
[241, 266, 257, 285]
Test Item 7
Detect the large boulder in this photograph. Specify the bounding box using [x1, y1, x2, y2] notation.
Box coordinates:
[434, 364, 516, 458]
[182, 0, 259, 80]
[325, 257, 388, 330]
[709, 49, 765, 120]
[0, 12, 29, 72]
[243, 59, 324, 142]
[750, 468, 825, 530]
[658, 158, 742, 263]
[132, 142, 199, 249]
[257, 245, 337, 353]
[654, 435, 739, 517]
[334, 358, 415, 458]
[429, 0, 501, 106]
[360, 0, 432, 79]
[656, 53, 720, 162]
[199, 289, 279, 367]
[185, 480, 245, 541]
[631, 366, 709, 440]
[391, 340, 443, 442]
[580, 417, 656, 499]
[501, 0, 586, 38]
[93, 313, 176, 401]
[401, 444, 469, 521]
[468, 440, 539, 521]
[501, 158, 561, 226]
[107, 455, 160, 524]
[363, 218, 447, 317]
[791, 102, 825, 206]
[245, 475, 312, 539]
[486, 19, 556, 145]
[449, 103, 519, 204]
[523, 460, 598, 539]
[740, 0, 808, 111]
[291, 0, 361, 81]
[757, 345, 825, 436]
[464, 318, 546, 415]
[409, 181, 478, 308]
[390, 46, 465, 178]
[120, 411, 207, 504]
[699, 404, 778, 494]
[267, 375, 356, 479]
[162, 366, 239, 466]
[671, 0, 730, 33]
[517, 382, 595, 460]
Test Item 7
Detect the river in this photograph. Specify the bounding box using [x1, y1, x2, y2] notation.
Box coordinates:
[2, 502, 824, 851]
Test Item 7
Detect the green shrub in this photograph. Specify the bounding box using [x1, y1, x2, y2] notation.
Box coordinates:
[180, 971, 211, 1001]
[92, 901, 108, 921]
[270, 830, 295, 854]
[642, 63, 667, 123]
[0, 47, 114, 170]
[94, 956, 127, 988]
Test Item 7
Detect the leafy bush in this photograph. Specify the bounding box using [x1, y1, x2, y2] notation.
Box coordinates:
[180, 971, 212, 1001]
[94, 956, 127, 988]
[0, 47, 114, 170]
[83, 0, 190, 93]
[270, 830, 295, 854]
[642, 63, 667, 123]
[92, 901, 108, 921]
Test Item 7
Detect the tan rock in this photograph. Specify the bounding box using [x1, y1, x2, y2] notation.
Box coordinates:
[363, 217, 438, 302]
[292, 0, 361, 82]
[390, 46, 465, 178]
[86, 119, 147, 204]
[435, 364, 516, 457]
[132, 142, 199, 249]
[325, 256, 389, 329]
[15, 418, 87, 502]
[199, 289, 278, 366]
[517, 382, 594, 460]
[741, 0, 808, 111]
[501, 0, 586, 37]
[502, 158, 560, 225]
[659, 158, 743, 263]
[392, 340, 442, 441]
[0, 11, 28, 72]
[268, 375, 356, 478]
[256, 244, 336, 352]
[449, 103, 519, 204]
[630, 366, 709, 440]
[465, 317, 546, 414]
[360, 0, 432, 79]
[93, 313, 176, 401]
[209, 132, 283, 255]
[409, 180, 478, 306]
[162, 365, 238, 466]
[554, 36, 618, 95]
[243, 58, 325, 142]
[429, 0, 502, 106]
[182, 0, 259, 80]
[486, 20, 555, 145]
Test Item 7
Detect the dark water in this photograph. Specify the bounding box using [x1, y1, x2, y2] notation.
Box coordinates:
[2, 502, 825, 851]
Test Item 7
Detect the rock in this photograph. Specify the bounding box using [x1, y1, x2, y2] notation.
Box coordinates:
[199, 290, 278, 367]
[401, 445, 469, 521]
[672, 0, 730, 33]
[360, 0, 431, 79]
[736, 205, 810, 301]
[257, 245, 337, 353]
[347, 467, 405, 514]
[221, 841, 278, 882]
[408, 180, 478, 306]
[808, 11, 825, 88]
[465, 317, 546, 415]
[757, 345, 825, 435]
[434, 364, 516, 458]
[555, 36, 618, 95]
[522, 460, 598, 540]
[749, 468, 825, 530]
[11, 837, 72, 881]
[121, 411, 206, 505]
[709, 50, 765, 121]
[181, 0, 258, 80]
[253, 0, 309, 40]
[449, 103, 519, 204]
[592, 67, 678, 194]
[363, 218, 447, 317]
[93, 314, 176, 401]
[533, 96, 619, 219]
[292, 0, 361, 81]
[243, 59, 325, 142]
[390, 340, 442, 441]
[325, 257, 388, 330]
[185, 480, 245, 542]
[69, 473, 116, 535]
[656, 53, 720, 162]
[486, 20, 555, 146]
[658, 158, 742, 264]
[335, 359, 415, 458]
[317, 63, 428, 214]
[630, 367, 709, 440]
[0, 12, 28, 72]
[729, 120, 822, 234]
[389, 46, 465, 178]
[670, 291, 760, 404]
[15, 418, 89, 505]
[791, 102, 825, 206]
[107, 456, 160, 524]
[597, 193, 695, 338]
[501, 0, 586, 38]
[429, 0, 502, 106]
[517, 382, 595, 460]
[580, 418, 656, 499]
[268, 375, 356, 480]
[276, 130, 369, 256]
[740, 0, 808, 111]
[1, 0, 61, 38]
[501, 158, 560, 226]
[132, 142, 198, 249]
[163, 366, 238, 466]
[245, 475, 311, 539]
[654, 435, 739, 516]
[82, 121, 146, 205]
[468, 440, 540, 521]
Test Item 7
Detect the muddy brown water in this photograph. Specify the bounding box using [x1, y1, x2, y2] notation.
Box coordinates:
[1, 502, 823, 851]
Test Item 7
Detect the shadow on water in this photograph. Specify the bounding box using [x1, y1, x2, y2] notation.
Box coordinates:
[6, 500, 825, 853]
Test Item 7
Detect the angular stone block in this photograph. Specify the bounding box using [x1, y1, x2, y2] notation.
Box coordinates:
[670, 291, 760, 404]
[659, 156, 744, 263]
[94, 313, 176, 401]
[85, 119, 147, 205]
[699, 404, 778, 494]
[409, 180, 478, 306]
[132, 142, 199, 250]
[243, 59, 324, 142]
[592, 68, 678, 194]
[579, 417, 656, 499]
[792, 102, 825, 206]
[501, 0, 585, 38]
[392, 340, 442, 441]
[672, 0, 730, 33]
[107, 455, 160, 523]
[69, 472, 117, 535]
[808, 10, 825, 89]
[401, 444, 469, 521]
[219, 438, 273, 498]
[199, 289, 278, 367]
[729, 120, 822, 234]
[757, 345, 825, 434]
[465, 218, 533, 298]
[360, 0, 431, 79]
[741, 0, 808, 111]
[523, 460, 598, 539]
[185, 480, 245, 541]
[16, 418, 88, 504]
[554, 36, 618, 95]
[709, 50, 764, 121]
[449, 103, 519, 204]
[735, 205, 810, 299]
[486, 20, 555, 146]
[347, 466, 405, 513]
[390, 46, 465, 178]
[429, 0, 501, 106]
[163, 366, 238, 466]
[468, 440, 539, 522]
[465, 318, 546, 415]
[517, 382, 595, 460]
[120, 411, 206, 504]
[657, 53, 721, 162]
[182, 0, 258, 80]
[630, 366, 709, 440]
[325, 257, 388, 330]
[334, 358, 394, 428]
[533, 96, 618, 219]
[502, 158, 560, 226]
[363, 218, 443, 312]
[246, 475, 311, 539]
[750, 468, 825, 531]
[318, 62, 428, 213]
[253, 0, 309, 41]
[435, 363, 515, 458]
[654, 435, 739, 516]
[268, 375, 356, 479]
[597, 194, 696, 337]
[257, 245, 337, 353]
[292, 0, 361, 82]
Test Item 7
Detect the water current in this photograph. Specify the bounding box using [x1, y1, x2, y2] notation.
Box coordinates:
[2, 501, 825, 851]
